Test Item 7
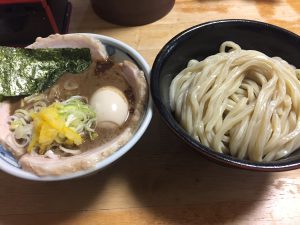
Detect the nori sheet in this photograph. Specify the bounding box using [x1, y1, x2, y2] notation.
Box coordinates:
[0, 47, 91, 97]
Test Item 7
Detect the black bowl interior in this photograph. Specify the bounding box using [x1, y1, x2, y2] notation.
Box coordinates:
[151, 19, 300, 171]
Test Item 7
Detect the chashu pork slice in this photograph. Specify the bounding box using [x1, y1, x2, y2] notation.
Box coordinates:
[0, 101, 27, 158]
[19, 61, 148, 176]
[27, 33, 108, 61]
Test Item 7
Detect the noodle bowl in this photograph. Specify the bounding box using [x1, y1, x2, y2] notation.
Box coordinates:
[170, 41, 300, 162]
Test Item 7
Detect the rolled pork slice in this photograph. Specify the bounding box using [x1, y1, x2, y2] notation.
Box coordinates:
[27, 33, 108, 61]
[0, 101, 27, 158]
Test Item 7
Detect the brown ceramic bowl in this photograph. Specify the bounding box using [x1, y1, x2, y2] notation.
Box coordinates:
[90, 0, 175, 26]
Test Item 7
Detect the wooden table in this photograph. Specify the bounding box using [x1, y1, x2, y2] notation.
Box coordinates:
[1, 0, 300, 224]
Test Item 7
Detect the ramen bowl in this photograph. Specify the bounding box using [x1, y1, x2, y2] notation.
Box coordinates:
[151, 19, 300, 171]
[0, 33, 152, 181]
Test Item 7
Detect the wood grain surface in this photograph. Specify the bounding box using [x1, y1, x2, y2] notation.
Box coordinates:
[2, 0, 300, 224]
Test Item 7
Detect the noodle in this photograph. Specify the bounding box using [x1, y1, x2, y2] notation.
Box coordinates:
[170, 41, 300, 162]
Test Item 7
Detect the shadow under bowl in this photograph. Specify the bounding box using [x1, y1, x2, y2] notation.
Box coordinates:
[151, 19, 300, 171]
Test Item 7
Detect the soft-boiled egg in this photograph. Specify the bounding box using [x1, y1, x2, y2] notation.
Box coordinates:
[90, 86, 129, 128]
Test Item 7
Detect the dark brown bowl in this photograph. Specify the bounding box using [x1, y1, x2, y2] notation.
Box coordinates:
[151, 19, 300, 171]
[90, 0, 175, 26]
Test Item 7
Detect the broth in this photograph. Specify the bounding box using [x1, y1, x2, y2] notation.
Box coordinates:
[9, 60, 137, 154]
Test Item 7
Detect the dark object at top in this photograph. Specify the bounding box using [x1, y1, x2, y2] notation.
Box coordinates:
[151, 19, 300, 172]
[90, 0, 175, 26]
[0, 0, 71, 46]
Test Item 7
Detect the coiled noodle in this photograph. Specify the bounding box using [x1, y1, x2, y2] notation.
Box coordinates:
[170, 41, 300, 162]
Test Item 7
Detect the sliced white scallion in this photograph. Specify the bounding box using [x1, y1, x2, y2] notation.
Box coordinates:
[59, 146, 82, 155]
[9, 94, 98, 156]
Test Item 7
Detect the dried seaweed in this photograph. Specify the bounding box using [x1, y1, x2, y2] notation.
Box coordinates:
[0, 47, 91, 97]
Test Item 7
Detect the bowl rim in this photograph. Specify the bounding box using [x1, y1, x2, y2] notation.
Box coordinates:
[0, 33, 153, 181]
[151, 19, 300, 171]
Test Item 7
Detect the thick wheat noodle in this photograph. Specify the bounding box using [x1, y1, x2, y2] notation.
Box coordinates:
[170, 41, 300, 162]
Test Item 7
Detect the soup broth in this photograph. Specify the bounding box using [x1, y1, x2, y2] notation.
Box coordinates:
[9, 61, 137, 154]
